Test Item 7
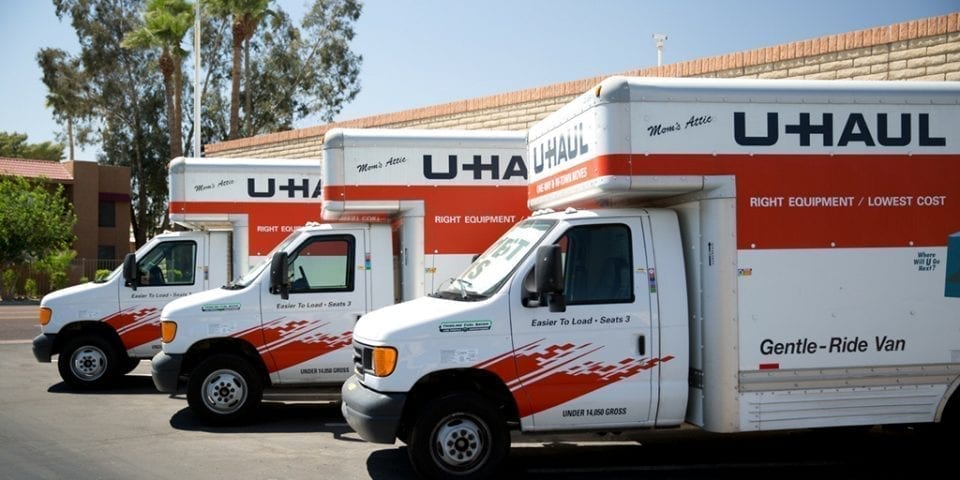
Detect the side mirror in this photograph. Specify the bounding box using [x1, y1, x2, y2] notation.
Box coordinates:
[269, 252, 290, 300]
[534, 245, 565, 313]
[122, 253, 138, 290]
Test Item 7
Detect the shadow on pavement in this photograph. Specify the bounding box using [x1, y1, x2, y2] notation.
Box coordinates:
[168, 400, 358, 435]
[46, 374, 159, 395]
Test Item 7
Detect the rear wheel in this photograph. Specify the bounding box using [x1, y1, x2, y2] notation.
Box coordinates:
[407, 392, 510, 480]
[187, 354, 263, 425]
[57, 334, 122, 389]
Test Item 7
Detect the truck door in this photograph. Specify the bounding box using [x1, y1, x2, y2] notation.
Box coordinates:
[259, 230, 368, 385]
[118, 239, 200, 358]
[510, 219, 658, 429]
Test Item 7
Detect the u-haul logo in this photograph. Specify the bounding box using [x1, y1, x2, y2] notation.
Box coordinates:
[248, 178, 322, 198]
[423, 154, 527, 180]
[531, 122, 589, 175]
[734, 112, 947, 147]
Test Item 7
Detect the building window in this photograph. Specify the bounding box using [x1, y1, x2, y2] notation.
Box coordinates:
[97, 245, 116, 261]
[98, 200, 116, 227]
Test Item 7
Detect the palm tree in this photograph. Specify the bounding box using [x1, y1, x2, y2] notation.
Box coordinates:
[123, 0, 195, 159]
[206, 0, 270, 139]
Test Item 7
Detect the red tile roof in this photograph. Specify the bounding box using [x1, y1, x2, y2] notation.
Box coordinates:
[0, 157, 73, 183]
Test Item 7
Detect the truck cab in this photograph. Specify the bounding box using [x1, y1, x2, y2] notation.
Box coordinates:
[153, 222, 393, 423]
[343, 207, 690, 477]
[34, 229, 229, 388]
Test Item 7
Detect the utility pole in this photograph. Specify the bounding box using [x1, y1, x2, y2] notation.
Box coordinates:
[194, 1, 202, 157]
[653, 33, 668, 67]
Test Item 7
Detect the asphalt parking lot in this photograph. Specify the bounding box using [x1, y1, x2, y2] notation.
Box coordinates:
[0, 305, 952, 479]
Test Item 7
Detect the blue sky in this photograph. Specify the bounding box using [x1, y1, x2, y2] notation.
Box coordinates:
[0, 0, 957, 160]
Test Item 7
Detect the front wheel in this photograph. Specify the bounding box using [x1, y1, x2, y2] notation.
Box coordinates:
[407, 392, 510, 480]
[187, 354, 263, 425]
[57, 334, 122, 389]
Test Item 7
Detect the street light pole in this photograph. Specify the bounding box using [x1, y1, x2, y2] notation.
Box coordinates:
[653, 33, 667, 68]
[193, 1, 202, 157]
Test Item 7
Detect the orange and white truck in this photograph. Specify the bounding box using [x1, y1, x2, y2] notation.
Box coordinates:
[151, 128, 529, 424]
[33, 157, 321, 388]
[340, 77, 960, 479]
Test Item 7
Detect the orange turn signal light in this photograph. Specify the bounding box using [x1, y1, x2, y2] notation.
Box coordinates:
[161, 321, 178, 343]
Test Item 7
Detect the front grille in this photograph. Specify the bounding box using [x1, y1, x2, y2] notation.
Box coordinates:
[353, 342, 373, 379]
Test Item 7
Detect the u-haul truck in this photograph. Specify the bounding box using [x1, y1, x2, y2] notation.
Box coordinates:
[151, 128, 529, 424]
[341, 77, 960, 479]
[33, 157, 321, 389]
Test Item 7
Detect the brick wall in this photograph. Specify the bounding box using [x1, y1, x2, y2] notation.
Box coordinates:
[207, 12, 960, 159]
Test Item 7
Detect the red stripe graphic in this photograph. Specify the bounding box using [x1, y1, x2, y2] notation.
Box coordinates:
[478, 340, 674, 418]
[231, 317, 351, 374]
[102, 306, 160, 351]
[530, 154, 960, 249]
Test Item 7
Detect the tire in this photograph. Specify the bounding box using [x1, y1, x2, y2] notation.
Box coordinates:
[407, 392, 510, 480]
[57, 334, 122, 389]
[187, 354, 263, 425]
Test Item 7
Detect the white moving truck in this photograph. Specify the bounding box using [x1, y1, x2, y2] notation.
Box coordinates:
[341, 77, 960, 479]
[151, 128, 529, 424]
[33, 157, 321, 388]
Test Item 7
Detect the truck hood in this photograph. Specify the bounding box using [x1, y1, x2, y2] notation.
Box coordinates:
[40, 281, 104, 307]
[353, 295, 501, 344]
[161, 285, 252, 320]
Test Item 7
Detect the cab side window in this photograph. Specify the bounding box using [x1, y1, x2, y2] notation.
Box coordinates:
[288, 236, 354, 294]
[557, 224, 634, 304]
[138, 241, 196, 286]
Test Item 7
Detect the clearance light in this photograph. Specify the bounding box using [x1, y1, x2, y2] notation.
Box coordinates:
[161, 321, 178, 343]
[372, 346, 398, 377]
[39, 307, 52, 326]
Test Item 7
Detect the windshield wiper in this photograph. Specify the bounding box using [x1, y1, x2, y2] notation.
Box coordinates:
[453, 278, 473, 299]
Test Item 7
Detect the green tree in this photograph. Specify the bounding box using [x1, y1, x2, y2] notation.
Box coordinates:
[202, 0, 363, 137]
[48, 0, 171, 247]
[122, 0, 195, 160]
[0, 132, 64, 161]
[206, 0, 270, 139]
[0, 176, 77, 298]
[296, 0, 362, 123]
[36, 49, 94, 160]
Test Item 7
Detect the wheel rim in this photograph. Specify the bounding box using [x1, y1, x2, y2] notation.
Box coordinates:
[69, 345, 108, 381]
[431, 413, 489, 472]
[201, 368, 248, 415]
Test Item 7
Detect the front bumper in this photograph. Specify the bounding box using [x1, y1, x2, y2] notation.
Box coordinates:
[32, 333, 55, 362]
[151, 351, 184, 393]
[341, 376, 406, 444]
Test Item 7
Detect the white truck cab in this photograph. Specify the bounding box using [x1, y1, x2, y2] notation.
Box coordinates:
[341, 77, 960, 479]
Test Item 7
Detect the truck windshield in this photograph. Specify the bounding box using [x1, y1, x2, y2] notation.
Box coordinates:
[436, 218, 556, 300]
[228, 230, 306, 289]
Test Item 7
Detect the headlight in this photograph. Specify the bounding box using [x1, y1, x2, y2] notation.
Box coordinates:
[161, 321, 178, 343]
[371, 346, 398, 377]
[39, 307, 52, 326]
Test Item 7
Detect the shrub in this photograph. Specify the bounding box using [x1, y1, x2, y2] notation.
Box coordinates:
[2, 269, 18, 299]
[24, 278, 38, 299]
[95, 269, 111, 282]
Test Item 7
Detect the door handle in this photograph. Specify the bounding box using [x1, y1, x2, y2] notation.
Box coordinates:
[638, 334, 646, 356]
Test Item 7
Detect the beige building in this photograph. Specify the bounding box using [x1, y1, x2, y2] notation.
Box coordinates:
[206, 12, 960, 159]
[0, 157, 131, 288]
